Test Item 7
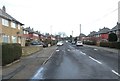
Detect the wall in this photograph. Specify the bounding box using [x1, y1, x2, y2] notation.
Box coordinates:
[22, 45, 43, 56]
[100, 33, 108, 39]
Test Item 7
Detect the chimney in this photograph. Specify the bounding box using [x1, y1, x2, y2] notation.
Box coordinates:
[2, 6, 6, 12]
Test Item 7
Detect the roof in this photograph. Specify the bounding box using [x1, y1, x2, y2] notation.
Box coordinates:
[0, 8, 24, 25]
[23, 27, 41, 35]
[98, 27, 110, 34]
[23, 27, 34, 33]
[80, 33, 86, 37]
[110, 23, 120, 31]
[88, 31, 97, 36]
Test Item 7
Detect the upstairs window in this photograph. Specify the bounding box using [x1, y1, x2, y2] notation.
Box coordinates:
[11, 22, 16, 28]
[2, 18, 9, 26]
[18, 24, 21, 29]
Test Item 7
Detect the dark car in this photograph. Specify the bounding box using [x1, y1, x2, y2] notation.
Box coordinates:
[30, 41, 41, 45]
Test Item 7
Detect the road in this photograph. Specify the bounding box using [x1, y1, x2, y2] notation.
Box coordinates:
[32, 42, 119, 80]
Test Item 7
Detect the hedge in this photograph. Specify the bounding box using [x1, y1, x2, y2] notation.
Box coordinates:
[100, 42, 120, 49]
[99, 42, 109, 47]
[2, 43, 22, 66]
[83, 41, 96, 45]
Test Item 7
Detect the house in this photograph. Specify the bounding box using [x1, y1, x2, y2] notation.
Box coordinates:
[84, 27, 110, 42]
[109, 22, 120, 42]
[0, 6, 25, 46]
[22, 27, 40, 41]
[84, 31, 98, 42]
[97, 27, 110, 42]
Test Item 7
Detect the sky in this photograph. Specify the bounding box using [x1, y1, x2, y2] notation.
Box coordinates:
[0, 0, 119, 37]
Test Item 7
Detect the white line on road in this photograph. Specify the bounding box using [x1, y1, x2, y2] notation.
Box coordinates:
[32, 67, 44, 79]
[112, 70, 120, 77]
[42, 50, 56, 65]
[56, 50, 59, 52]
[89, 56, 102, 64]
[94, 49, 98, 51]
[80, 51, 86, 55]
[82, 53, 86, 55]
[67, 49, 70, 51]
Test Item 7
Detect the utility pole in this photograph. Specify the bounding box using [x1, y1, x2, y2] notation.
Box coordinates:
[72, 30, 73, 42]
[72, 30, 73, 37]
[118, 2, 120, 42]
[50, 25, 52, 35]
[79, 24, 81, 40]
[50, 25, 52, 46]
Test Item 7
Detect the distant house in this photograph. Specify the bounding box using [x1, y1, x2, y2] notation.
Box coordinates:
[22, 27, 40, 41]
[97, 27, 110, 42]
[84, 27, 110, 42]
[79, 33, 86, 41]
[0, 6, 25, 46]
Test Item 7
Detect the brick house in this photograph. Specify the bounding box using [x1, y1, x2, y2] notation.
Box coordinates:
[109, 22, 120, 42]
[0, 6, 25, 46]
[22, 27, 40, 41]
[97, 27, 110, 42]
[84, 27, 110, 42]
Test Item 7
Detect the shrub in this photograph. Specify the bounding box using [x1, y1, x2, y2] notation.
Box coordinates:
[108, 33, 118, 42]
[100, 42, 109, 47]
[2, 43, 22, 66]
[109, 42, 120, 49]
[83, 41, 96, 45]
[25, 40, 31, 46]
[100, 42, 120, 49]
[51, 40, 57, 46]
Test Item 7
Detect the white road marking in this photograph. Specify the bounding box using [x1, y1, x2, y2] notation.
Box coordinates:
[32, 67, 44, 79]
[56, 50, 59, 52]
[112, 70, 120, 77]
[89, 56, 102, 64]
[94, 49, 98, 51]
[82, 53, 86, 55]
[67, 49, 70, 51]
[80, 51, 86, 55]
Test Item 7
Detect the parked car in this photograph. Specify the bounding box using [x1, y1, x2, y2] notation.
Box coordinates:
[76, 41, 83, 46]
[57, 41, 63, 46]
[72, 41, 75, 44]
[30, 41, 41, 45]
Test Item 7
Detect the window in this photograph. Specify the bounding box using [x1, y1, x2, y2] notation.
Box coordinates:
[18, 37, 21, 43]
[12, 36, 17, 43]
[2, 18, 9, 26]
[11, 22, 16, 28]
[2, 35, 10, 43]
[18, 24, 21, 29]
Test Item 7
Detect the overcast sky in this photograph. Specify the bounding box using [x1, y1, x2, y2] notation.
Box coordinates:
[0, 0, 119, 36]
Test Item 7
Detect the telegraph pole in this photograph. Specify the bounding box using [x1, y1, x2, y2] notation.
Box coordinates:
[72, 30, 73, 37]
[79, 24, 81, 40]
[72, 30, 73, 42]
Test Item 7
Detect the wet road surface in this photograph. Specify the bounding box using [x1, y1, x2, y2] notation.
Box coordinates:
[32, 42, 119, 79]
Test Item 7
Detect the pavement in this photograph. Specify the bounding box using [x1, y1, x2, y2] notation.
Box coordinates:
[31, 42, 119, 80]
[84, 45, 119, 54]
[2, 45, 57, 79]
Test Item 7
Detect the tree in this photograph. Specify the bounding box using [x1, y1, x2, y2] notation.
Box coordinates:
[108, 33, 118, 42]
[74, 37, 77, 43]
